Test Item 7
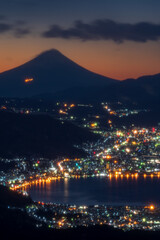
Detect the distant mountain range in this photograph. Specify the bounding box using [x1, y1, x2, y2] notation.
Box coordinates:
[50, 73, 160, 106]
[0, 49, 159, 106]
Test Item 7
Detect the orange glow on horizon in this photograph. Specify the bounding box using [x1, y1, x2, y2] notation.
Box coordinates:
[0, 37, 160, 81]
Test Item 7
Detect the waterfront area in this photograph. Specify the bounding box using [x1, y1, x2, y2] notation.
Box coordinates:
[7, 199, 160, 231]
[0, 125, 160, 232]
[0, 101, 160, 233]
[1, 125, 160, 191]
[26, 203, 160, 231]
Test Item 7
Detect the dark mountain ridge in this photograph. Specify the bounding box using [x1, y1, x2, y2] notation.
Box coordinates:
[0, 111, 98, 158]
[47, 73, 160, 107]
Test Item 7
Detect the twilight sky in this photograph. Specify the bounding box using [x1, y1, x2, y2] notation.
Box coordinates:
[0, 0, 160, 80]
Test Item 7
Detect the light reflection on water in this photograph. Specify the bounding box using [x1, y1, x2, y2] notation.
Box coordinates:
[25, 176, 160, 206]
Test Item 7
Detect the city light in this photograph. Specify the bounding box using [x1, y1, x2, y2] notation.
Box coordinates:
[24, 78, 34, 83]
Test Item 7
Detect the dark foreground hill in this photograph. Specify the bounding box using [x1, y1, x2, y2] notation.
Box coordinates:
[0, 111, 98, 158]
[0, 185, 32, 207]
[1, 217, 160, 240]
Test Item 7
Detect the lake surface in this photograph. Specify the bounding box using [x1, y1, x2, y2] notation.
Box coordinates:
[26, 177, 160, 206]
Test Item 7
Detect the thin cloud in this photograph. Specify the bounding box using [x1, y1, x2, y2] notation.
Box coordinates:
[0, 20, 31, 37]
[42, 19, 160, 43]
[14, 28, 31, 38]
[0, 23, 12, 33]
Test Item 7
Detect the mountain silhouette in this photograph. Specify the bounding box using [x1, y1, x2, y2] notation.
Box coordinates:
[0, 49, 159, 106]
[0, 49, 116, 97]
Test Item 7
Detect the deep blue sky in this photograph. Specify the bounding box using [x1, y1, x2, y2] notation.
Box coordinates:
[1, 0, 160, 24]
